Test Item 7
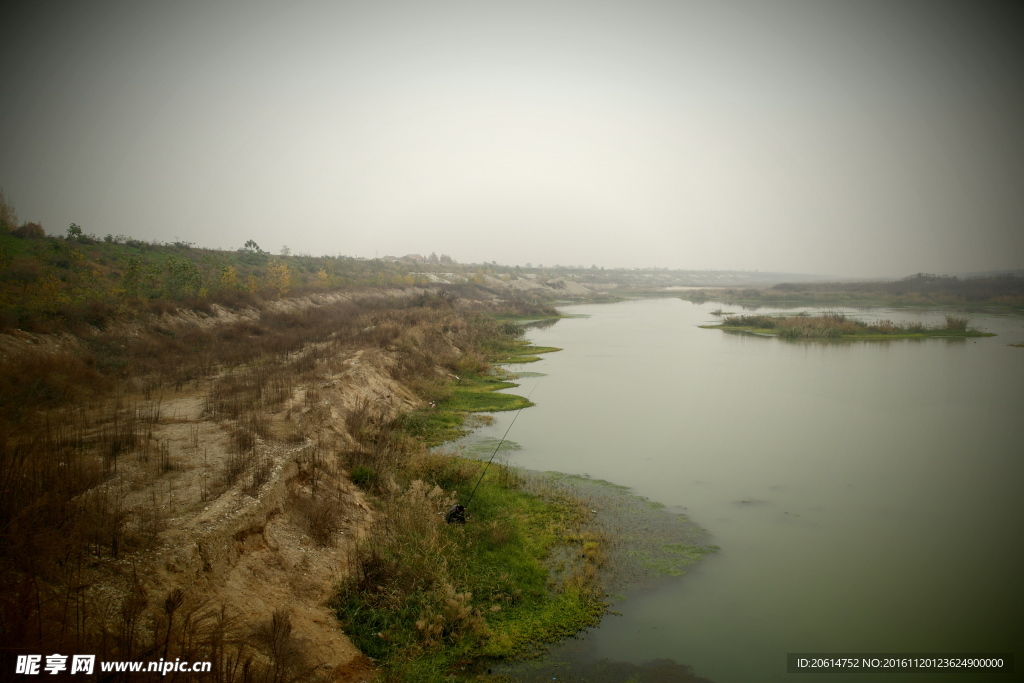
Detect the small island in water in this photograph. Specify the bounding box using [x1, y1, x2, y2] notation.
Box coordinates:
[702, 312, 995, 339]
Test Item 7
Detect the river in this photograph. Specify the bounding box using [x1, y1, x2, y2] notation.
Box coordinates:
[463, 297, 1023, 682]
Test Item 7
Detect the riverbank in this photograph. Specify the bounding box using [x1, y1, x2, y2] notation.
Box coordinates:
[0, 278, 725, 681]
[0, 286, 619, 682]
[332, 459, 610, 681]
[332, 307, 724, 681]
[331, 339, 612, 682]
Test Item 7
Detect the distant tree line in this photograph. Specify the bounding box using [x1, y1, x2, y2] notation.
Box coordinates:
[683, 273, 1024, 308]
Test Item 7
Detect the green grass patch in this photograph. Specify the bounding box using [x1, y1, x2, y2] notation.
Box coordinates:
[332, 461, 606, 682]
[445, 375, 532, 412]
[399, 373, 534, 447]
[484, 338, 562, 364]
[396, 409, 467, 448]
[399, 336, 558, 447]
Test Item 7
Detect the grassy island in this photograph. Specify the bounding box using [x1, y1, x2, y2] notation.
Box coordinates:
[702, 312, 995, 339]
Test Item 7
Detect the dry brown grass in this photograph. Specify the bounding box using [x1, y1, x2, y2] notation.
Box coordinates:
[0, 288, 545, 679]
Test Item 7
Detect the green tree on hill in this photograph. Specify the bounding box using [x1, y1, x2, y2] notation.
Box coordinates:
[266, 261, 291, 298]
[0, 188, 16, 233]
[165, 255, 202, 298]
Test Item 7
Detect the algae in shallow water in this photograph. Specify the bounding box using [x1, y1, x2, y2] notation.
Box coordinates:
[493, 477, 718, 682]
[551, 473, 631, 493]
[530, 472, 717, 592]
[460, 436, 523, 460]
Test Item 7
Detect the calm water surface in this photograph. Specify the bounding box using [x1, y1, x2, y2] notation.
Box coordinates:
[468, 298, 1023, 682]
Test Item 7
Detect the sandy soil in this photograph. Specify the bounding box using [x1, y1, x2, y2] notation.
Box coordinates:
[77, 344, 419, 680]
[0, 292, 444, 680]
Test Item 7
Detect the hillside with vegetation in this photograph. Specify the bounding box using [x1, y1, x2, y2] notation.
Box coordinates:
[0, 191, 626, 681]
[0, 223, 474, 335]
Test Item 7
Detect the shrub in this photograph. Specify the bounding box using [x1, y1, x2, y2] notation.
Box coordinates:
[11, 222, 45, 238]
[351, 466, 377, 489]
[83, 300, 116, 329]
[293, 494, 340, 546]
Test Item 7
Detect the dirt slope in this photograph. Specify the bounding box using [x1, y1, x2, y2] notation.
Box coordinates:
[77, 345, 418, 680]
[0, 289, 459, 680]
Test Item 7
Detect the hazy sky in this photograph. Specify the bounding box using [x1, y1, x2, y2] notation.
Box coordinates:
[2, 0, 1022, 277]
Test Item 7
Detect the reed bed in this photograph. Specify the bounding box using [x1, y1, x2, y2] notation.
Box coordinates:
[717, 311, 982, 338]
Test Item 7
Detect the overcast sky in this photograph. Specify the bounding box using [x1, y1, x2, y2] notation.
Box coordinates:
[2, 0, 1022, 277]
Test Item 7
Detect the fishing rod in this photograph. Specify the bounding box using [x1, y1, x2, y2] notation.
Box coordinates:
[446, 380, 540, 524]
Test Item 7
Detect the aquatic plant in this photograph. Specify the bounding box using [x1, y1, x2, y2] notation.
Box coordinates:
[711, 311, 990, 339]
[944, 315, 970, 331]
